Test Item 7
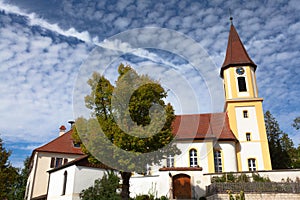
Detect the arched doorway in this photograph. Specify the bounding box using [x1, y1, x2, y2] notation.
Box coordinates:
[172, 174, 191, 199]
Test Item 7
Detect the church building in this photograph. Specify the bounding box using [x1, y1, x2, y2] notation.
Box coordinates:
[26, 20, 277, 200]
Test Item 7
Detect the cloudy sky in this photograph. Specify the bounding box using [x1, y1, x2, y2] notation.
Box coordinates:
[0, 0, 299, 168]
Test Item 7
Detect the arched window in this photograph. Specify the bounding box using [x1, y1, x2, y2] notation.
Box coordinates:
[248, 158, 256, 171]
[62, 171, 67, 195]
[214, 150, 222, 172]
[189, 149, 198, 167]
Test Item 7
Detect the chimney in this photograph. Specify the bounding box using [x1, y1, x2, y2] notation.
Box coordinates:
[59, 125, 66, 136]
[68, 120, 75, 128]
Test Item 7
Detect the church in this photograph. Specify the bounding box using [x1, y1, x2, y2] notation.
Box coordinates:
[25, 21, 299, 200]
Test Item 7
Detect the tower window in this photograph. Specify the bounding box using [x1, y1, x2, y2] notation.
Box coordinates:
[189, 149, 198, 167]
[248, 158, 256, 171]
[243, 110, 248, 118]
[214, 150, 222, 172]
[166, 155, 174, 167]
[237, 77, 247, 92]
[246, 133, 251, 141]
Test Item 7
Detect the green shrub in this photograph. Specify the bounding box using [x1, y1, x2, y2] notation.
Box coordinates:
[252, 173, 270, 182]
[80, 170, 121, 200]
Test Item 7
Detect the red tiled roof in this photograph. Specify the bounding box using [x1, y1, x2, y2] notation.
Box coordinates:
[34, 129, 84, 155]
[220, 24, 256, 78]
[34, 113, 235, 156]
[172, 113, 236, 141]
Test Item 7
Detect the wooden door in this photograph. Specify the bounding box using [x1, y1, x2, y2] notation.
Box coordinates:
[173, 174, 191, 199]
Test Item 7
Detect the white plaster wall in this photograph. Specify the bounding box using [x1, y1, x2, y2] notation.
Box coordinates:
[218, 142, 237, 172]
[73, 166, 106, 194]
[47, 165, 77, 200]
[25, 152, 38, 200]
[235, 106, 259, 140]
[240, 142, 264, 171]
[205, 170, 300, 184]
[225, 69, 232, 99]
[175, 142, 209, 171]
[29, 152, 82, 199]
[130, 175, 163, 198]
[235, 106, 264, 171]
[255, 170, 300, 182]
[250, 68, 258, 97]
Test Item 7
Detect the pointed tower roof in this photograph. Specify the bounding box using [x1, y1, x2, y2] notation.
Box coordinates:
[220, 20, 256, 78]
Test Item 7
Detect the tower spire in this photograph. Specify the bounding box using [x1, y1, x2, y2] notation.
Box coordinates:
[220, 22, 256, 78]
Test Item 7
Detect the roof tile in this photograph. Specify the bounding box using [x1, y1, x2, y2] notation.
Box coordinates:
[35, 129, 84, 155]
[220, 24, 256, 77]
[172, 112, 236, 141]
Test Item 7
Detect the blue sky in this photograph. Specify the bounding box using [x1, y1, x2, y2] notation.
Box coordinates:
[0, 0, 299, 168]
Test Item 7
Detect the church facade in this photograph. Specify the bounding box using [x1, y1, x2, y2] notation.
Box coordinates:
[26, 22, 278, 200]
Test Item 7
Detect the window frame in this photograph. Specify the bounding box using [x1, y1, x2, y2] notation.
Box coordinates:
[246, 133, 251, 141]
[237, 76, 247, 92]
[248, 158, 257, 171]
[166, 155, 174, 168]
[189, 149, 198, 167]
[214, 150, 222, 173]
[243, 110, 249, 118]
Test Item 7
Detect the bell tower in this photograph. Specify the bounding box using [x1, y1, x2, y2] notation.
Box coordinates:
[221, 18, 272, 171]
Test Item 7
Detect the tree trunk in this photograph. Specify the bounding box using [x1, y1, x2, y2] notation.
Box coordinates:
[121, 171, 132, 200]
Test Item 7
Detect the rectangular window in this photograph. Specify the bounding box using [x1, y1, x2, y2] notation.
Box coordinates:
[50, 157, 55, 168]
[166, 155, 174, 167]
[214, 151, 222, 172]
[243, 110, 248, 118]
[248, 158, 256, 171]
[246, 133, 251, 141]
[73, 142, 81, 148]
[237, 77, 247, 92]
[55, 158, 63, 168]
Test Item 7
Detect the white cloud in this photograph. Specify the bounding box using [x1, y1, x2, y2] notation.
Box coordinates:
[0, 0, 299, 168]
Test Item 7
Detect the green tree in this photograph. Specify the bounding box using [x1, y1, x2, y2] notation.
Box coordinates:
[73, 64, 180, 200]
[291, 117, 300, 168]
[0, 137, 18, 200]
[292, 117, 300, 130]
[264, 111, 293, 169]
[9, 157, 31, 200]
[80, 170, 121, 200]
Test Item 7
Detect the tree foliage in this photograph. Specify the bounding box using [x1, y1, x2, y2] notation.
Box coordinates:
[80, 171, 121, 200]
[264, 111, 298, 169]
[73, 64, 180, 199]
[292, 117, 300, 130]
[0, 137, 18, 200]
[9, 157, 31, 200]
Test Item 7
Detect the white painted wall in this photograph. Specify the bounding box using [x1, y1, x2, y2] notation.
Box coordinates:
[47, 165, 77, 200]
[218, 142, 237, 172]
[73, 166, 106, 194]
[174, 142, 209, 170]
[235, 106, 265, 171]
[26, 152, 82, 200]
[47, 165, 108, 200]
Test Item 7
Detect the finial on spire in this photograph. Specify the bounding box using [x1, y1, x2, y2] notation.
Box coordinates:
[229, 8, 233, 25]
